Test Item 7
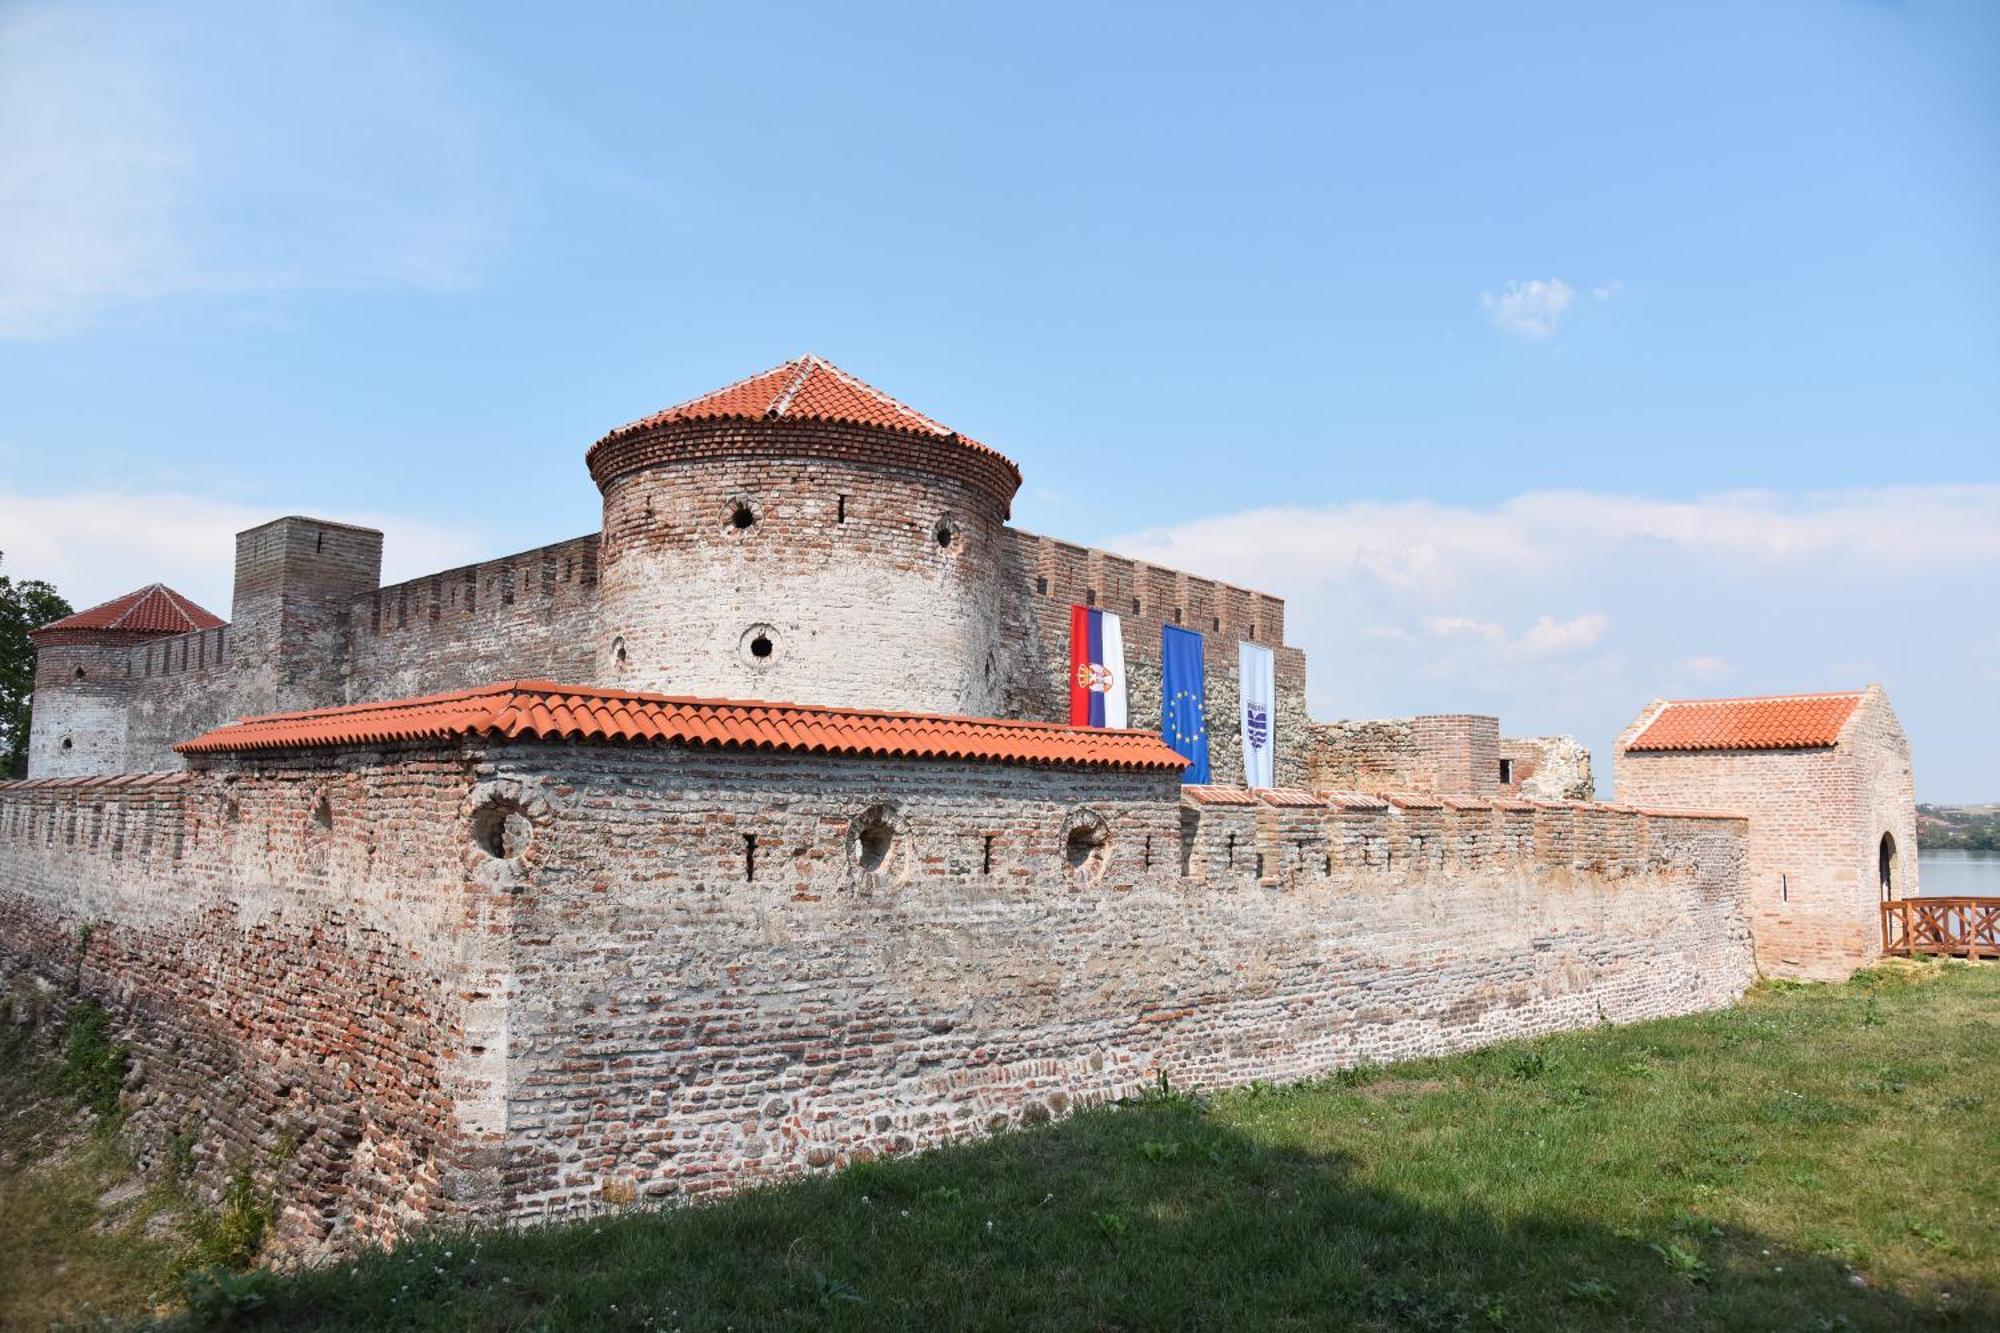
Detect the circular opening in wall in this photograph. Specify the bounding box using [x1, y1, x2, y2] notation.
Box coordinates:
[729, 502, 756, 531]
[471, 798, 534, 861]
[73, 666, 86, 680]
[61, 737, 73, 751]
[738, 623, 779, 668]
[934, 517, 957, 548]
[1064, 811, 1110, 877]
[851, 806, 899, 873]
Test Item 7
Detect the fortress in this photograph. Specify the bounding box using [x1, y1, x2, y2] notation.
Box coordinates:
[0, 356, 1916, 1257]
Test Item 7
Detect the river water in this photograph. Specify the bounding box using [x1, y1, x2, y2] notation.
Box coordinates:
[1917, 849, 2000, 897]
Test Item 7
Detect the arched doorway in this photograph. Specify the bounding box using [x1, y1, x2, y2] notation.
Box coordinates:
[1879, 832, 1898, 901]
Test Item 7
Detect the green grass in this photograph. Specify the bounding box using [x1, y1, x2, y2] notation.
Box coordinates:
[8, 961, 2000, 1330]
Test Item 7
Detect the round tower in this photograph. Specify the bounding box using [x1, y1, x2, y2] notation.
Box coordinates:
[586, 355, 1024, 715]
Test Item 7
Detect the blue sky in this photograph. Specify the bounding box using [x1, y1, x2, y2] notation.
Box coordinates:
[1, 1, 1995, 797]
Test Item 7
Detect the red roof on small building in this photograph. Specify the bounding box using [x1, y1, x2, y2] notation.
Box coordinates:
[31, 584, 224, 639]
[1625, 691, 1863, 753]
[176, 680, 1189, 772]
[592, 354, 1020, 480]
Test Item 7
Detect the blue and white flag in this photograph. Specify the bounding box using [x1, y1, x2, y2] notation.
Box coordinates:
[1161, 625, 1210, 784]
[1239, 641, 1275, 788]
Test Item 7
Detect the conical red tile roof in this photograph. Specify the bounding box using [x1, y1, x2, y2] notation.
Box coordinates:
[31, 584, 224, 640]
[176, 680, 1188, 772]
[590, 354, 1020, 482]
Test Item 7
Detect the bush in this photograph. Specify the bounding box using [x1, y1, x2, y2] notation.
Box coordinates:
[184, 1167, 273, 1272]
[55, 999, 128, 1120]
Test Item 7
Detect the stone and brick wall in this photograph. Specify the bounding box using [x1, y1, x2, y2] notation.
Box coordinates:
[1501, 735, 1595, 801]
[0, 754, 506, 1256]
[1612, 685, 1916, 980]
[345, 533, 601, 705]
[1007, 529, 1309, 788]
[475, 742, 1756, 1215]
[1, 736, 1755, 1254]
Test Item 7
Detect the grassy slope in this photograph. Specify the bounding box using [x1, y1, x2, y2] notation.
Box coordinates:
[0, 1048, 189, 1329]
[6, 961, 1998, 1330]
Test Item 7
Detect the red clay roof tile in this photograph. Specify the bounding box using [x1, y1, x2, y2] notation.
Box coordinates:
[593, 354, 1021, 482]
[175, 680, 1189, 772]
[31, 584, 223, 639]
[1627, 691, 1863, 753]
[1179, 785, 1262, 805]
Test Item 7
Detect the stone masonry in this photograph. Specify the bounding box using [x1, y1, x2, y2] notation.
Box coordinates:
[0, 351, 1901, 1262]
[1, 724, 1754, 1256]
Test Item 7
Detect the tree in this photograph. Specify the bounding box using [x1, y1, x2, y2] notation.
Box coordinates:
[0, 552, 72, 778]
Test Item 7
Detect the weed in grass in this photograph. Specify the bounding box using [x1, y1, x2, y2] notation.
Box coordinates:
[183, 1166, 272, 1272]
[1563, 1275, 1620, 1306]
[1651, 1238, 1709, 1282]
[55, 998, 128, 1121]
[181, 1266, 275, 1322]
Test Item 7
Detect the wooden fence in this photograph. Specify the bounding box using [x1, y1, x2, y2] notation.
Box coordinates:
[1881, 897, 2000, 961]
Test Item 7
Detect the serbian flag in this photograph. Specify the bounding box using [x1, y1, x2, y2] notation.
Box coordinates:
[1068, 605, 1128, 728]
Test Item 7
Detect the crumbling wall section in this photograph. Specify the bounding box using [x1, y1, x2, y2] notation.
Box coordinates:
[1501, 734, 1595, 801]
[0, 752, 501, 1260]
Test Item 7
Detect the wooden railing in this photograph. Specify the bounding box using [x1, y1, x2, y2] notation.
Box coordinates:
[1881, 897, 2000, 960]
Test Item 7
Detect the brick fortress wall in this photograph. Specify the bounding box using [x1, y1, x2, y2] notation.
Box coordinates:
[1, 739, 1755, 1251]
[0, 754, 508, 1257]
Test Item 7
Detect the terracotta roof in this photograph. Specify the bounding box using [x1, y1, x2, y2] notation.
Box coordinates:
[175, 680, 1189, 772]
[0, 772, 186, 792]
[31, 584, 223, 639]
[1255, 788, 1327, 808]
[1626, 691, 1863, 753]
[592, 354, 1020, 479]
[1180, 785, 1262, 805]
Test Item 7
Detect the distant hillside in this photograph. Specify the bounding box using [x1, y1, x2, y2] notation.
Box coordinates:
[1917, 803, 2000, 851]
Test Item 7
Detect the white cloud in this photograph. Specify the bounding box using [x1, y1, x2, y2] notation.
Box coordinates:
[1679, 653, 1732, 682]
[0, 2, 504, 337]
[1512, 613, 1609, 660]
[1106, 484, 2000, 797]
[0, 490, 490, 614]
[1107, 484, 2000, 598]
[1481, 278, 1575, 339]
[1592, 280, 1624, 302]
[1420, 611, 1608, 662]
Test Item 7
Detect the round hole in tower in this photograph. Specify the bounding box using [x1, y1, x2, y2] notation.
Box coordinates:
[61, 737, 73, 751]
[1063, 809, 1110, 878]
[73, 666, 86, 680]
[738, 623, 779, 668]
[729, 502, 756, 530]
[850, 804, 901, 874]
[934, 516, 957, 548]
[470, 798, 534, 861]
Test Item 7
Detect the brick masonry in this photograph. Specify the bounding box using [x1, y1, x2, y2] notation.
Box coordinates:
[0, 739, 1755, 1256]
[1612, 685, 1917, 980]
[25, 422, 1308, 788]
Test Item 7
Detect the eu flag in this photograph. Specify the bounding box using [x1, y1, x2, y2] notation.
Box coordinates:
[1160, 625, 1210, 783]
